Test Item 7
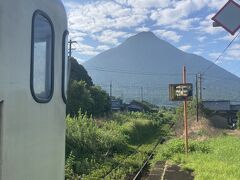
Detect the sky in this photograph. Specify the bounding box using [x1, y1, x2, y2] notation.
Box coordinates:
[62, 0, 240, 77]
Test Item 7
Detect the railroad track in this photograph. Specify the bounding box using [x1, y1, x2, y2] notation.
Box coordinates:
[102, 137, 165, 179]
[132, 138, 165, 180]
[101, 144, 143, 179]
[101, 122, 174, 180]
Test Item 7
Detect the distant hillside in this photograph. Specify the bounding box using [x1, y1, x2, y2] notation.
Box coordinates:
[69, 57, 93, 86]
[83, 32, 240, 105]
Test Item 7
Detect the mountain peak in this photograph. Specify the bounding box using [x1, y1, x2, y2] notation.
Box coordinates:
[135, 31, 156, 36]
[119, 31, 180, 54]
[130, 31, 158, 40]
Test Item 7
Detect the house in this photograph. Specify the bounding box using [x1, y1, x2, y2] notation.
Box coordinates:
[202, 100, 240, 128]
[202, 100, 231, 112]
[111, 99, 123, 111]
[230, 101, 240, 112]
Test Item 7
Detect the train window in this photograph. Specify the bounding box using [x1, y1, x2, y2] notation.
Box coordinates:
[62, 30, 69, 103]
[31, 11, 54, 103]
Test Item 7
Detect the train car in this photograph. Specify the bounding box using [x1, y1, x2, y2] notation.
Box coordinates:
[0, 0, 68, 179]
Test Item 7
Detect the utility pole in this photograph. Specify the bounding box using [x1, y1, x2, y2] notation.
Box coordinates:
[199, 74, 203, 101]
[141, 87, 143, 102]
[68, 39, 77, 58]
[196, 74, 199, 122]
[110, 81, 112, 112]
[183, 66, 189, 155]
[110, 81, 112, 98]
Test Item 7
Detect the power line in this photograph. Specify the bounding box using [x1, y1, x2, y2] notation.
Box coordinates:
[201, 31, 240, 75]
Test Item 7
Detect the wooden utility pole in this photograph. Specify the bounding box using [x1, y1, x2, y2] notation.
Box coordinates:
[110, 81, 112, 112]
[110, 81, 112, 98]
[199, 74, 202, 101]
[183, 66, 189, 154]
[141, 87, 143, 102]
[196, 74, 199, 122]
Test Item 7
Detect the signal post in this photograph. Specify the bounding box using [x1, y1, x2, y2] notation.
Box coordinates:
[183, 66, 189, 154]
[169, 66, 192, 155]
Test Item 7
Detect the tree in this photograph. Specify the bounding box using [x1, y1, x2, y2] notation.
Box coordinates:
[90, 86, 111, 117]
[69, 58, 93, 86]
[67, 81, 93, 117]
[66, 58, 111, 117]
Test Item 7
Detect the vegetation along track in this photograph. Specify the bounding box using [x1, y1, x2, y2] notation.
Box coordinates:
[132, 138, 166, 180]
[103, 137, 166, 180]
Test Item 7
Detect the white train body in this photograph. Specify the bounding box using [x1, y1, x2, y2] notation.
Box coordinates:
[0, 0, 68, 179]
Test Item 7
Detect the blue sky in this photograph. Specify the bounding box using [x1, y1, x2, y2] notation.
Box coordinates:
[62, 0, 240, 77]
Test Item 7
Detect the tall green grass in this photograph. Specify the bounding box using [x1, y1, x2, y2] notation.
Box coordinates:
[65, 111, 173, 179]
[152, 136, 240, 180]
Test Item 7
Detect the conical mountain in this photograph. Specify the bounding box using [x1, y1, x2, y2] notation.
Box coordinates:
[84, 31, 240, 105]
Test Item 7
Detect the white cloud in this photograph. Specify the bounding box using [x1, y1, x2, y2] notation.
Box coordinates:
[218, 34, 239, 41]
[74, 43, 99, 56]
[208, 42, 240, 62]
[92, 30, 127, 45]
[150, 0, 207, 31]
[69, 30, 87, 42]
[196, 13, 224, 35]
[154, 29, 182, 43]
[96, 45, 111, 51]
[226, 50, 240, 59]
[208, 0, 229, 10]
[193, 50, 203, 55]
[179, 45, 191, 51]
[197, 36, 206, 42]
[209, 52, 221, 59]
[224, 44, 240, 60]
[126, 0, 171, 9]
[136, 26, 151, 32]
[75, 57, 86, 64]
[149, 0, 235, 32]
[66, 1, 147, 34]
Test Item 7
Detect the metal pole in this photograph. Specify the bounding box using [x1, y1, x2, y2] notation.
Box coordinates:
[183, 66, 188, 154]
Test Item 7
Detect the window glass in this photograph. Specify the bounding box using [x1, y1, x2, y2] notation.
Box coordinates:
[31, 12, 54, 102]
[62, 31, 69, 102]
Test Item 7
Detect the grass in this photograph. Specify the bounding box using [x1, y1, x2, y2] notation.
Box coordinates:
[152, 135, 240, 180]
[65, 111, 173, 179]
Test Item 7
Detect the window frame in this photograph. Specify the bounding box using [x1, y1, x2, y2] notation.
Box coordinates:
[62, 30, 69, 103]
[30, 10, 55, 103]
